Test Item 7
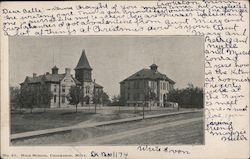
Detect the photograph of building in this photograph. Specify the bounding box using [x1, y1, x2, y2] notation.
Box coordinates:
[20, 50, 103, 108]
[10, 36, 204, 146]
[120, 64, 175, 107]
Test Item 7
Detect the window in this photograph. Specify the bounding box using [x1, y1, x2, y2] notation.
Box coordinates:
[127, 93, 130, 100]
[86, 86, 90, 94]
[62, 85, 65, 92]
[144, 80, 147, 87]
[152, 81, 155, 89]
[140, 93, 144, 100]
[137, 93, 140, 100]
[54, 95, 57, 103]
[62, 95, 65, 103]
[54, 85, 57, 92]
[130, 81, 133, 89]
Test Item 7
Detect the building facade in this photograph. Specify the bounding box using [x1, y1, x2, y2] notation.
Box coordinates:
[120, 64, 175, 107]
[20, 50, 103, 108]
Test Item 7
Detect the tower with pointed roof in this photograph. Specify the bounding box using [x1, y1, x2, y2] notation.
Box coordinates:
[74, 49, 100, 105]
[74, 49, 93, 83]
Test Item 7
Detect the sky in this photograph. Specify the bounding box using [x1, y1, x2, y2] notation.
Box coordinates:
[9, 36, 204, 96]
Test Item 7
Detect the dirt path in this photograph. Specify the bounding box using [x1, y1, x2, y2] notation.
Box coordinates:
[66, 117, 203, 145]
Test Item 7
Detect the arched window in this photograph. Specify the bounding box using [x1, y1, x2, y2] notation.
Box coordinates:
[54, 95, 57, 103]
[86, 86, 90, 94]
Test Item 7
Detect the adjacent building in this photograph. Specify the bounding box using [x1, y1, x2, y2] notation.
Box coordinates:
[120, 64, 175, 107]
[20, 50, 103, 108]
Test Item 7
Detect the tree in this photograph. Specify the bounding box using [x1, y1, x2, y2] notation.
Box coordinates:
[93, 89, 103, 113]
[145, 87, 157, 110]
[110, 95, 121, 106]
[10, 86, 21, 111]
[142, 86, 158, 119]
[167, 84, 203, 108]
[67, 86, 82, 113]
[20, 86, 37, 113]
[39, 84, 53, 112]
[101, 92, 111, 105]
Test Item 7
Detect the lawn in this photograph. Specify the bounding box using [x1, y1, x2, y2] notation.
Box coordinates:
[11, 110, 96, 134]
[111, 120, 204, 145]
[11, 111, 203, 145]
[11, 106, 194, 134]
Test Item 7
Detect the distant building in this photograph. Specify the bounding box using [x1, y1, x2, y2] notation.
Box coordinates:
[120, 64, 175, 107]
[20, 50, 103, 108]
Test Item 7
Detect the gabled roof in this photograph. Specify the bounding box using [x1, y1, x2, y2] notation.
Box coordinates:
[21, 73, 85, 86]
[75, 49, 92, 70]
[121, 68, 175, 84]
[21, 74, 66, 84]
[44, 74, 65, 82]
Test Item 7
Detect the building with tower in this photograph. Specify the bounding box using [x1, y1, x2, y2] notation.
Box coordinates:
[120, 64, 175, 107]
[74, 49, 103, 105]
[20, 49, 103, 108]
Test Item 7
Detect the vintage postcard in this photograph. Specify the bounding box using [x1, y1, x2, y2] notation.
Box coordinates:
[9, 36, 204, 146]
[1, 1, 249, 159]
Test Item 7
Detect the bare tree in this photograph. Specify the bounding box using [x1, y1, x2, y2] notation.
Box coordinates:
[39, 84, 53, 112]
[67, 86, 82, 113]
[143, 86, 157, 119]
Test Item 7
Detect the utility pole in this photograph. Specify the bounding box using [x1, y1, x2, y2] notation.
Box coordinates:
[94, 79, 97, 113]
[81, 74, 84, 107]
[143, 102, 145, 119]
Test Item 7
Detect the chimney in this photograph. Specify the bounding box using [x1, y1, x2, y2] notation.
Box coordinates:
[33, 73, 37, 77]
[65, 68, 71, 75]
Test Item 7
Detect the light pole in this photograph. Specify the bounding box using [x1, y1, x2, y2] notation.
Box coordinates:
[94, 79, 97, 114]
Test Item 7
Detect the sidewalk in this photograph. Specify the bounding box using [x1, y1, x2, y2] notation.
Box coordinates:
[11, 109, 203, 140]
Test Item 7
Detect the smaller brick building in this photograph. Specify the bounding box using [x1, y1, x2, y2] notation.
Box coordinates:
[120, 64, 175, 107]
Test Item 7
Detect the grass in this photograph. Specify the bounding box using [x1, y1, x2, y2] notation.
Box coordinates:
[111, 120, 204, 145]
[11, 106, 193, 134]
[11, 110, 96, 134]
[11, 111, 203, 145]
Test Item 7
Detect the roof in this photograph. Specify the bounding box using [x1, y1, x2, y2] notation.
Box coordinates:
[71, 76, 81, 85]
[75, 49, 92, 70]
[150, 64, 158, 68]
[21, 73, 80, 85]
[52, 66, 58, 70]
[121, 68, 175, 84]
[94, 83, 103, 88]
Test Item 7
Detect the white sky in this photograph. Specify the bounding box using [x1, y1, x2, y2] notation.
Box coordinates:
[10, 36, 204, 96]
